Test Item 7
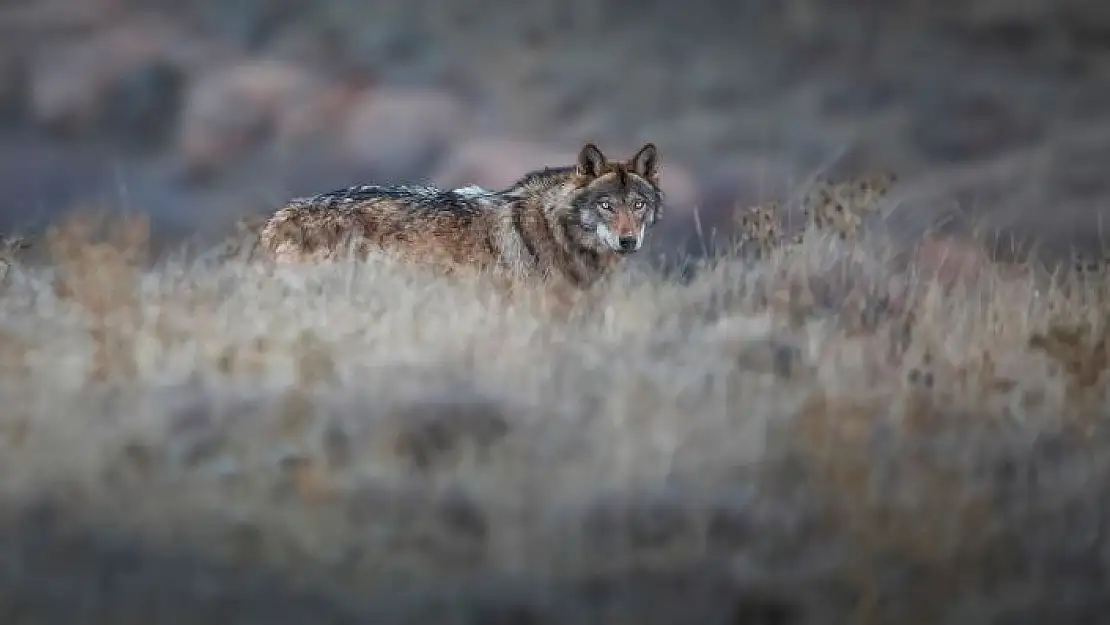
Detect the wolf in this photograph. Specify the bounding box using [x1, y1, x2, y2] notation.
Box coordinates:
[257, 142, 665, 289]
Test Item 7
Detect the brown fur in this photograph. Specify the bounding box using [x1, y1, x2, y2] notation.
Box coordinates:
[257, 143, 665, 290]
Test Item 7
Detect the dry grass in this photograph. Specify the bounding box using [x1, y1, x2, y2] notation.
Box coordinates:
[1, 193, 1109, 625]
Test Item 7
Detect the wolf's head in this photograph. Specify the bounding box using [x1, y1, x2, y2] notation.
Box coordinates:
[568, 143, 663, 254]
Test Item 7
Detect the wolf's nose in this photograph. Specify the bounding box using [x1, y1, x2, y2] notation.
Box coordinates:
[618, 236, 638, 252]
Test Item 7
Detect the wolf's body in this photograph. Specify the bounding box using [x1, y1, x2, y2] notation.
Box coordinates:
[257, 143, 664, 289]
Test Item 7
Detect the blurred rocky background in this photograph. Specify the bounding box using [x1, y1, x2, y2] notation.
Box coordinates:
[0, 0, 1109, 259]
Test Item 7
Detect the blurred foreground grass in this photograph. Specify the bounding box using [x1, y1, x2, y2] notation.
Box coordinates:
[0, 205, 1107, 624]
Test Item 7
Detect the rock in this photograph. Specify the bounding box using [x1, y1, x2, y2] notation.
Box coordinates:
[27, 16, 189, 147]
[175, 59, 325, 182]
[338, 87, 467, 183]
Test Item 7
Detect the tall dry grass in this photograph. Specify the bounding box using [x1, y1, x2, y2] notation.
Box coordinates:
[0, 206, 1108, 624]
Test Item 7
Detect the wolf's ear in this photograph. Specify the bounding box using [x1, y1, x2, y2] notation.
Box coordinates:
[630, 143, 659, 182]
[576, 143, 607, 178]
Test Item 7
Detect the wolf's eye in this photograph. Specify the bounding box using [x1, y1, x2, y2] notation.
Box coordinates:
[598, 200, 611, 211]
[633, 200, 646, 210]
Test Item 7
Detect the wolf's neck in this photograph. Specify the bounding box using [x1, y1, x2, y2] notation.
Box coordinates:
[508, 183, 575, 216]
